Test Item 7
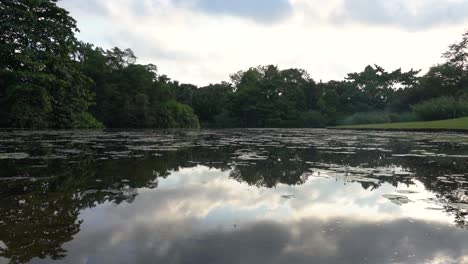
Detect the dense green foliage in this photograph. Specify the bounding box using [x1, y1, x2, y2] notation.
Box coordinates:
[0, 0, 198, 129]
[342, 112, 414, 126]
[77, 45, 199, 128]
[335, 117, 468, 131]
[188, 31, 468, 127]
[412, 96, 468, 121]
[184, 32, 467, 127]
[0, 0, 101, 129]
[1, 0, 468, 129]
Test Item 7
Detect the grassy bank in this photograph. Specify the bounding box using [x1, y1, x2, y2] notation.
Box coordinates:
[332, 117, 468, 131]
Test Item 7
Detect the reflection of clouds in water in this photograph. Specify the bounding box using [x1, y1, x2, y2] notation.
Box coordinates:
[3, 130, 468, 264]
[139, 166, 453, 224]
[35, 217, 468, 264]
[26, 166, 467, 263]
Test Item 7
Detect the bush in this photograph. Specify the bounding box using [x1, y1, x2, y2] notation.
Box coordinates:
[214, 110, 240, 128]
[398, 112, 419, 123]
[300, 111, 327, 128]
[412, 97, 468, 121]
[8, 85, 52, 129]
[78, 112, 105, 129]
[341, 111, 420, 126]
[388, 113, 401, 123]
[341, 112, 391, 125]
[249, 111, 326, 128]
[152, 101, 200, 128]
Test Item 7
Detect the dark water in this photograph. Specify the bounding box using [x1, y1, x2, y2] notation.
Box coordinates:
[1, 129, 468, 264]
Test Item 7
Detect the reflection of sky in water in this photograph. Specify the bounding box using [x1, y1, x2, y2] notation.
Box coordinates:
[2, 129, 468, 264]
[25, 166, 468, 264]
[150, 166, 451, 224]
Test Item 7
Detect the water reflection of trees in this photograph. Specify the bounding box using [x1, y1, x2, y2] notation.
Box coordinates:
[229, 148, 315, 188]
[0, 152, 184, 263]
[1, 140, 468, 263]
[0, 156, 91, 264]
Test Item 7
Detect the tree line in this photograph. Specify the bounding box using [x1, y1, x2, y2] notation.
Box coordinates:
[1, 0, 468, 129]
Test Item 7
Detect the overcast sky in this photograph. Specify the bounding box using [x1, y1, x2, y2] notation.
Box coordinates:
[59, 0, 468, 86]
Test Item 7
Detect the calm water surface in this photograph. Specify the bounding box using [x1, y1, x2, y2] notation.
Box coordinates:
[1, 129, 468, 264]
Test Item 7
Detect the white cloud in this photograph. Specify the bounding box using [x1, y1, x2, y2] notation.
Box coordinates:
[332, 0, 468, 29]
[59, 0, 467, 86]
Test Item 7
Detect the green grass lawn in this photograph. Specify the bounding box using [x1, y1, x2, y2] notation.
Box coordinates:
[332, 117, 468, 131]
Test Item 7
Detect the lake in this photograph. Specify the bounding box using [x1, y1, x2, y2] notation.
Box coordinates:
[1, 129, 468, 264]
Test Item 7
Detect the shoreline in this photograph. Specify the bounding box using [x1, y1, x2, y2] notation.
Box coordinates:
[328, 127, 468, 133]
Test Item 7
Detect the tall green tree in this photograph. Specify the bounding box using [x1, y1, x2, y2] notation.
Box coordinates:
[443, 30, 468, 70]
[77, 45, 199, 128]
[0, 0, 100, 128]
[405, 30, 468, 107]
[191, 82, 233, 127]
[345, 65, 419, 111]
[210, 65, 325, 128]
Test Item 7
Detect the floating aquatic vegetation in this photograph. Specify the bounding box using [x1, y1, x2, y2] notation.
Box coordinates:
[0, 152, 30, 160]
[80, 189, 99, 196]
[382, 194, 413, 206]
[425, 207, 445, 211]
[396, 190, 419, 194]
[447, 203, 468, 210]
[0, 176, 49, 182]
[320, 151, 357, 155]
[0, 177, 32, 181]
[57, 149, 83, 154]
[351, 176, 380, 183]
[236, 154, 268, 161]
[234, 149, 269, 161]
